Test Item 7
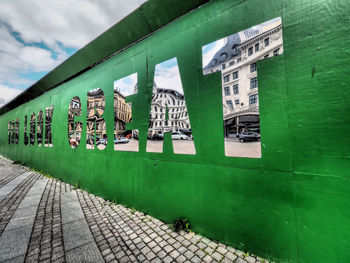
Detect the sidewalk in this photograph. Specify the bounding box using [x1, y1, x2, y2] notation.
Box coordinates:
[0, 155, 269, 263]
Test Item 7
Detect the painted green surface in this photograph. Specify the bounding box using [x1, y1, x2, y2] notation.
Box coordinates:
[1, 0, 350, 262]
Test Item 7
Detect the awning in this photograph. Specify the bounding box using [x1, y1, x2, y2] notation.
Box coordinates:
[239, 115, 259, 123]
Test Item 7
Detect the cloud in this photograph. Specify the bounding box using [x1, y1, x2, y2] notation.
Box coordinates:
[154, 59, 185, 95]
[0, 0, 147, 108]
[0, 24, 66, 91]
[0, 85, 23, 107]
[114, 73, 138, 97]
[0, 0, 147, 50]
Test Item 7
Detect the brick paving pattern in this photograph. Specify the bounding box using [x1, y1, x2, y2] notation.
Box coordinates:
[0, 155, 270, 263]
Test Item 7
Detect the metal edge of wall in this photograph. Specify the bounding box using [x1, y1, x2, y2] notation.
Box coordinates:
[0, 0, 210, 116]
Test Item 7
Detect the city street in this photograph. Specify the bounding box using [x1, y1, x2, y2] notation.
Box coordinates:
[147, 140, 196, 154]
[114, 138, 139, 152]
[224, 139, 261, 158]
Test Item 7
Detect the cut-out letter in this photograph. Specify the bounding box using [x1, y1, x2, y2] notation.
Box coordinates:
[146, 58, 196, 155]
[68, 96, 82, 148]
[202, 17, 283, 158]
[30, 113, 36, 145]
[45, 106, 54, 147]
[37, 111, 43, 146]
[114, 73, 138, 152]
[87, 89, 107, 150]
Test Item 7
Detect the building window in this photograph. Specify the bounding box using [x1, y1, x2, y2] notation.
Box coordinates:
[250, 77, 258, 89]
[264, 54, 269, 59]
[237, 57, 241, 63]
[250, 63, 257, 73]
[229, 61, 235, 66]
[249, 94, 258, 105]
[223, 75, 230, 83]
[226, 100, 234, 110]
[222, 63, 226, 70]
[233, 84, 239, 94]
[273, 48, 280, 56]
[220, 52, 227, 61]
[248, 47, 253, 56]
[235, 99, 239, 105]
[232, 71, 238, 80]
[255, 43, 259, 52]
[264, 38, 269, 46]
[224, 86, 230, 96]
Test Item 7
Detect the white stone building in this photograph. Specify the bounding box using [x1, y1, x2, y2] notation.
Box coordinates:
[204, 18, 283, 136]
[148, 83, 191, 136]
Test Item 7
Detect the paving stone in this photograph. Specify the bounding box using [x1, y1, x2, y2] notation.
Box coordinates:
[246, 255, 256, 263]
[164, 244, 174, 253]
[188, 244, 198, 253]
[170, 249, 180, 259]
[191, 255, 202, 263]
[163, 255, 174, 263]
[176, 255, 187, 263]
[212, 251, 223, 262]
[216, 245, 228, 255]
[203, 255, 213, 263]
[184, 250, 194, 260]
[195, 249, 206, 258]
[157, 250, 167, 259]
[236, 258, 248, 263]
[226, 251, 238, 261]
[146, 251, 156, 261]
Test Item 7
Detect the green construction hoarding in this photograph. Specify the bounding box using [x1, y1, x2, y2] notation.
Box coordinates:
[1, 0, 350, 262]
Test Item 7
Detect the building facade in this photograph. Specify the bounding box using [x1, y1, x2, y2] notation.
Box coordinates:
[204, 19, 283, 136]
[148, 84, 192, 137]
[114, 89, 133, 138]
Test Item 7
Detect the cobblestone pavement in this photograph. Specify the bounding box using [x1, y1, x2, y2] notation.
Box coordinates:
[0, 155, 270, 263]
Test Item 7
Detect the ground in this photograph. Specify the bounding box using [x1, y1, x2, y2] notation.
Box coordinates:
[0, 155, 269, 263]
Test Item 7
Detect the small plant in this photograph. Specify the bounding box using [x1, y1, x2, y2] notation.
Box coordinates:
[172, 218, 191, 233]
[243, 251, 250, 258]
[131, 207, 136, 214]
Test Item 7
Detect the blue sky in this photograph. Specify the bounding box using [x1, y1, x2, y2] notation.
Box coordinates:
[0, 0, 147, 108]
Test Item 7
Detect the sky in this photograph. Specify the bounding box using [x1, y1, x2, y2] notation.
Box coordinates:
[154, 58, 185, 95]
[114, 73, 138, 97]
[0, 0, 147, 108]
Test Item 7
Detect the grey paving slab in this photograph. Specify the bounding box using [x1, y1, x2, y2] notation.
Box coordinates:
[0, 177, 47, 262]
[0, 171, 30, 203]
[0, 225, 32, 262]
[61, 191, 104, 262]
[61, 191, 85, 224]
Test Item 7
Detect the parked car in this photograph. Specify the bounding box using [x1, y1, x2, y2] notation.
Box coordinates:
[97, 138, 108, 145]
[147, 133, 164, 140]
[239, 132, 261, 142]
[114, 137, 129, 144]
[171, 132, 189, 140]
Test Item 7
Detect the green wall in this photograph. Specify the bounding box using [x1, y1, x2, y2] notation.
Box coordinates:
[1, 1, 350, 262]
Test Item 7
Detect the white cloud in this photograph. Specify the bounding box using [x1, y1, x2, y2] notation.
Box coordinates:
[114, 73, 138, 97]
[0, 85, 23, 107]
[154, 64, 184, 95]
[0, 25, 65, 90]
[0, 0, 147, 108]
[0, 0, 147, 50]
